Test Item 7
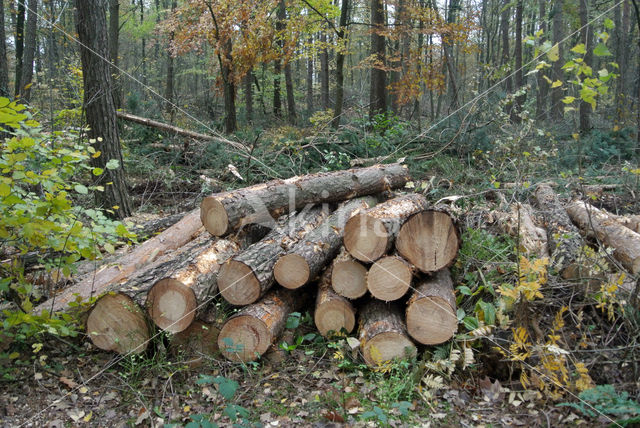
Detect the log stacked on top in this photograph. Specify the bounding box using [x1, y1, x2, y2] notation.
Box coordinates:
[83, 163, 465, 367]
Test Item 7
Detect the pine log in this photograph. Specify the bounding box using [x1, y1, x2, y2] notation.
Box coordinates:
[612, 214, 640, 234]
[344, 194, 429, 262]
[217, 288, 303, 362]
[314, 267, 356, 336]
[201, 163, 410, 236]
[495, 203, 548, 258]
[145, 238, 241, 333]
[85, 293, 150, 355]
[170, 321, 219, 368]
[406, 269, 457, 345]
[218, 207, 328, 305]
[533, 184, 583, 278]
[274, 196, 377, 289]
[35, 208, 203, 315]
[395, 209, 460, 273]
[358, 300, 416, 367]
[331, 247, 368, 299]
[367, 255, 413, 301]
[565, 201, 640, 274]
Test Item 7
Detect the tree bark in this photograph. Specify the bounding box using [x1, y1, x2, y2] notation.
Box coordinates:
[274, 196, 377, 289]
[565, 201, 640, 274]
[396, 209, 460, 273]
[273, 61, 282, 118]
[550, 0, 564, 122]
[320, 31, 330, 110]
[306, 36, 313, 115]
[200, 163, 410, 236]
[331, 0, 350, 128]
[17, 0, 36, 103]
[535, 0, 549, 120]
[367, 254, 413, 301]
[164, 0, 177, 120]
[331, 247, 368, 299]
[13, 0, 25, 98]
[358, 300, 416, 367]
[0, 0, 9, 97]
[218, 287, 305, 361]
[279, 0, 296, 125]
[500, 0, 512, 96]
[218, 207, 327, 305]
[108, 0, 121, 109]
[494, 203, 548, 258]
[314, 266, 356, 337]
[406, 269, 457, 345]
[75, 0, 132, 219]
[512, 0, 524, 122]
[578, 0, 593, 132]
[369, 0, 387, 119]
[86, 293, 150, 355]
[344, 193, 428, 262]
[244, 70, 253, 123]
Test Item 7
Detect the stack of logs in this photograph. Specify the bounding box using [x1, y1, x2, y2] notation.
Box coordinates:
[78, 163, 462, 367]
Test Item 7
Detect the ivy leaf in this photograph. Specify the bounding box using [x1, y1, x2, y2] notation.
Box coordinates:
[105, 159, 120, 170]
[571, 43, 586, 54]
[74, 184, 88, 195]
[593, 43, 612, 57]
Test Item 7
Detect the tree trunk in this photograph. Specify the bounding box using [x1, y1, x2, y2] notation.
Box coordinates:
[244, 70, 253, 123]
[550, 0, 564, 122]
[331, 247, 368, 299]
[396, 209, 460, 273]
[274, 196, 377, 289]
[533, 184, 583, 278]
[35, 208, 203, 315]
[320, 32, 330, 110]
[512, 0, 524, 122]
[218, 207, 327, 305]
[314, 266, 356, 337]
[145, 238, 240, 333]
[86, 293, 150, 355]
[344, 193, 428, 262]
[535, 0, 549, 120]
[200, 163, 410, 236]
[108, 0, 121, 109]
[17, 0, 36, 102]
[565, 201, 640, 274]
[500, 0, 512, 95]
[279, 0, 296, 125]
[273, 60, 282, 118]
[369, 0, 387, 119]
[306, 37, 313, 115]
[331, 0, 350, 128]
[222, 50, 237, 134]
[13, 0, 25, 98]
[0, 0, 9, 97]
[579, 0, 593, 133]
[367, 255, 412, 301]
[75, 0, 132, 219]
[358, 300, 416, 367]
[164, 0, 177, 120]
[406, 269, 457, 345]
[494, 203, 548, 258]
[444, 0, 460, 110]
[139, 0, 146, 85]
[218, 287, 305, 361]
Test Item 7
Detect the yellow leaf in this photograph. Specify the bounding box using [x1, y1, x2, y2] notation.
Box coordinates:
[547, 43, 560, 61]
[572, 133, 580, 140]
[551, 80, 563, 88]
[83, 411, 93, 422]
[613, 125, 620, 131]
[183, 405, 190, 412]
[92, 151, 101, 158]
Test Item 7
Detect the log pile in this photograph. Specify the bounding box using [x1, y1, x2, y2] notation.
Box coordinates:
[66, 165, 640, 368]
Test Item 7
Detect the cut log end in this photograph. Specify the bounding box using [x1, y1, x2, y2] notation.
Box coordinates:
[86, 293, 149, 355]
[274, 254, 310, 289]
[315, 299, 356, 337]
[170, 321, 219, 368]
[343, 214, 388, 262]
[201, 196, 229, 237]
[146, 278, 197, 333]
[406, 296, 457, 345]
[367, 256, 412, 301]
[331, 259, 368, 299]
[396, 210, 459, 273]
[218, 315, 270, 362]
[218, 260, 261, 305]
[362, 333, 416, 367]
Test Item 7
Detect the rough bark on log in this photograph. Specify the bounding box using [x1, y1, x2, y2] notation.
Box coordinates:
[218, 207, 328, 305]
[274, 196, 377, 289]
[145, 238, 240, 333]
[495, 203, 548, 258]
[314, 267, 356, 337]
[85, 293, 150, 355]
[217, 288, 303, 362]
[36, 208, 204, 315]
[612, 214, 640, 234]
[406, 269, 457, 345]
[344, 193, 428, 262]
[367, 255, 413, 301]
[170, 321, 219, 368]
[331, 247, 368, 299]
[358, 300, 416, 367]
[201, 163, 410, 236]
[533, 184, 583, 278]
[566, 201, 640, 274]
[395, 209, 460, 273]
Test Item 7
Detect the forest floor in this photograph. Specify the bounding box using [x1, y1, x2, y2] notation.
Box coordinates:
[2, 142, 640, 427]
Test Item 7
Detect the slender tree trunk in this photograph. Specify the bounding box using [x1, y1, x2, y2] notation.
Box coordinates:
[18, 0, 36, 103]
[444, 0, 460, 110]
[273, 59, 282, 118]
[369, 0, 387, 119]
[320, 31, 330, 110]
[221, 41, 237, 133]
[164, 0, 177, 121]
[75, 0, 132, 219]
[14, 0, 25, 98]
[550, 0, 564, 122]
[139, 0, 146, 85]
[277, 0, 296, 124]
[579, 0, 593, 133]
[108, 0, 121, 109]
[511, 0, 524, 122]
[332, 0, 350, 128]
[0, 0, 10, 97]
[536, 0, 548, 120]
[306, 36, 313, 115]
[244, 70, 253, 123]
[631, 0, 640, 145]
[500, 0, 512, 95]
